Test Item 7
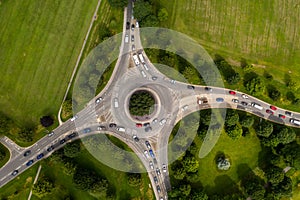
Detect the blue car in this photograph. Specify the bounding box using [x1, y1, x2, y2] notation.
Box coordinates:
[216, 98, 224, 102]
[83, 128, 91, 133]
[37, 153, 44, 160]
[26, 160, 34, 166]
[149, 149, 155, 158]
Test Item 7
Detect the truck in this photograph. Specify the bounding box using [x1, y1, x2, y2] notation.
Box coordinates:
[125, 34, 129, 43]
[138, 53, 145, 63]
[132, 54, 140, 65]
[290, 118, 300, 126]
[197, 97, 208, 105]
[251, 102, 263, 110]
[114, 98, 119, 108]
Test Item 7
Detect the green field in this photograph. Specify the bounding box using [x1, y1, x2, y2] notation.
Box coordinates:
[160, 0, 300, 82]
[0, 0, 98, 126]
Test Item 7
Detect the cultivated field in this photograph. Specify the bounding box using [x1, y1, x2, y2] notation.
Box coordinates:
[160, 0, 300, 80]
[0, 0, 97, 126]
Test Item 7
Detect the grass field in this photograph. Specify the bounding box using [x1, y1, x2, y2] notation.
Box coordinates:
[159, 0, 300, 86]
[0, 0, 98, 126]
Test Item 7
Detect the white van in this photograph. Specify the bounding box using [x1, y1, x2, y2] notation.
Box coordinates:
[251, 102, 263, 110]
[141, 70, 146, 78]
[290, 118, 300, 126]
[114, 98, 119, 108]
[125, 34, 129, 43]
[117, 127, 125, 132]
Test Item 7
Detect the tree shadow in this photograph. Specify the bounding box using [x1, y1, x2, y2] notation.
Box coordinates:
[237, 163, 252, 180]
[208, 175, 242, 195]
[243, 72, 258, 85]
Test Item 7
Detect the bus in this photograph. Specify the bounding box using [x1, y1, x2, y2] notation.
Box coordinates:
[290, 118, 300, 126]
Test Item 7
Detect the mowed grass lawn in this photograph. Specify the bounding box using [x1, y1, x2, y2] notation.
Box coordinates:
[160, 0, 300, 82]
[193, 130, 263, 195]
[0, 0, 97, 126]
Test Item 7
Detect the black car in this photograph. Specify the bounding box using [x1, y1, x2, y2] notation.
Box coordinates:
[157, 185, 161, 193]
[68, 132, 77, 139]
[145, 126, 152, 132]
[145, 141, 151, 149]
[109, 123, 117, 128]
[153, 158, 158, 164]
[131, 24, 135, 30]
[285, 111, 293, 116]
[60, 139, 66, 144]
[241, 101, 248, 106]
[23, 150, 31, 157]
[187, 85, 195, 89]
[47, 146, 54, 152]
[26, 160, 34, 166]
[143, 122, 150, 127]
[11, 170, 18, 176]
[154, 176, 158, 184]
[126, 22, 130, 29]
[133, 135, 139, 142]
[37, 153, 44, 160]
[204, 87, 212, 92]
[131, 35, 134, 42]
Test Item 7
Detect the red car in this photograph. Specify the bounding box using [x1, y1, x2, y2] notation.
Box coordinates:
[266, 109, 274, 115]
[270, 105, 277, 111]
[278, 114, 286, 119]
[229, 90, 236, 95]
[136, 123, 142, 128]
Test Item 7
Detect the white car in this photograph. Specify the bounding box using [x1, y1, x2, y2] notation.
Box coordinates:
[182, 105, 188, 111]
[159, 118, 167, 125]
[152, 118, 158, 123]
[70, 115, 78, 121]
[144, 150, 149, 158]
[149, 161, 154, 170]
[170, 79, 176, 84]
[48, 131, 54, 137]
[162, 164, 167, 173]
[241, 94, 248, 99]
[95, 97, 103, 104]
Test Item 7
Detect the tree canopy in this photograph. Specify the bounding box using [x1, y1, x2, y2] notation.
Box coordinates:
[64, 141, 81, 158]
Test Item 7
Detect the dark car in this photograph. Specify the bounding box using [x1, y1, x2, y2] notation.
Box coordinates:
[23, 150, 31, 157]
[83, 128, 91, 133]
[126, 22, 130, 29]
[143, 122, 150, 127]
[11, 170, 18, 176]
[156, 168, 161, 175]
[149, 149, 155, 158]
[266, 109, 274, 115]
[26, 160, 34, 166]
[47, 145, 54, 152]
[279, 114, 286, 119]
[241, 101, 248, 106]
[204, 87, 212, 92]
[145, 141, 151, 149]
[131, 24, 135, 30]
[60, 139, 66, 144]
[109, 123, 117, 128]
[131, 35, 134, 42]
[232, 99, 239, 103]
[187, 85, 195, 89]
[68, 132, 77, 139]
[145, 126, 152, 132]
[154, 176, 158, 184]
[153, 158, 158, 164]
[95, 97, 103, 104]
[285, 111, 293, 116]
[37, 153, 44, 160]
[157, 185, 161, 193]
[133, 135, 139, 142]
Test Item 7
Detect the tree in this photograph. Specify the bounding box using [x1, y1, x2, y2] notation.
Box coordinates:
[107, 0, 127, 8]
[242, 178, 265, 200]
[0, 147, 6, 161]
[186, 172, 200, 183]
[256, 120, 273, 137]
[272, 176, 293, 198]
[62, 158, 77, 176]
[245, 77, 265, 95]
[172, 162, 186, 180]
[157, 8, 168, 22]
[239, 115, 254, 128]
[133, 1, 152, 21]
[127, 173, 142, 187]
[225, 110, 239, 126]
[32, 177, 54, 198]
[268, 85, 281, 101]
[18, 128, 34, 142]
[191, 190, 209, 200]
[226, 125, 243, 140]
[142, 14, 159, 27]
[62, 99, 73, 120]
[129, 91, 155, 116]
[179, 184, 191, 197]
[64, 141, 81, 158]
[274, 127, 296, 145]
[182, 155, 199, 173]
[265, 166, 284, 186]
[40, 116, 54, 127]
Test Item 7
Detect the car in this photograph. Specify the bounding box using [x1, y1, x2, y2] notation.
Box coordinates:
[24, 150, 31, 157]
[131, 35, 134, 42]
[149, 161, 154, 170]
[47, 145, 54, 152]
[241, 94, 249, 99]
[37, 153, 44, 160]
[133, 135, 139, 142]
[159, 197, 164, 200]
[109, 123, 117, 128]
[229, 90, 236, 95]
[144, 122, 150, 127]
[153, 176, 158, 184]
[126, 22, 130, 29]
[187, 85, 195, 89]
[285, 111, 293, 116]
[241, 101, 248, 106]
[145, 126, 152, 132]
[162, 164, 167, 173]
[60, 139, 66, 144]
[97, 126, 106, 131]
[145, 141, 151, 149]
[68, 132, 77, 139]
[132, 44, 135, 51]
[83, 128, 91, 133]
[48, 131, 54, 137]
[156, 168, 161, 175]
[131, 24, 135, 30]
[135, 21, 139, 28]
[204, 87, 212, 92]
[159, 118, 166, 125]
[157, 185, 161, 193]
[170, 79, 176, 84]
[152, 118, 158, 123]
[182, 105, 189, 111]
[26, 160, 34, 166]
[117, 127, 126, 132]
[270, 105, 277, 111]
[216, 98, 224, 102]
[153, 158, 158, 164]
[266, 109, 274, 115]
[70, 115, 78, 121]
[232, 99, 239, 103]
[136, 123, 142, 128]
[149, 149, 155, 158]
[95, 97, 103, 104]
[11, 170, 18, 176]
[279, 114, 286, 119]
[144, 150, 149, 158]
[152, 76, 157, 81]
